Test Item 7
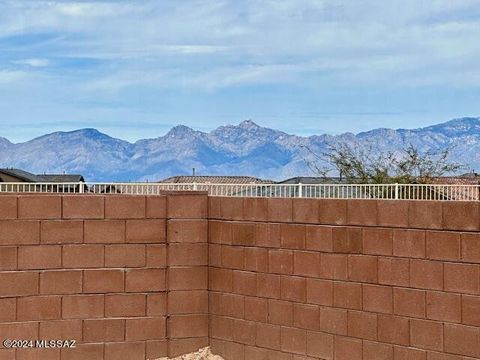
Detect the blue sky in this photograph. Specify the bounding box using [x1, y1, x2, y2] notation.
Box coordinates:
[1, 0, 480, 142]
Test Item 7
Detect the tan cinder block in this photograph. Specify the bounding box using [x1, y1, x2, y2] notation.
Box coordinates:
[125, 317, 166, 341]
[126, 219, 166, 243]
[18, 195, 61, 219]
[17, 296, 61, 321]
[105, 195, 145, 219]
[167, 219, 208, 243]
[62, 195, 104, 219]
[167, 193, 208, 219]
[41, 220, 83, 244]
[125, 268, 166, 292]
[0, 271, 38, 297]
[84, 219, 125, 243]
[0, 220, 40, 245]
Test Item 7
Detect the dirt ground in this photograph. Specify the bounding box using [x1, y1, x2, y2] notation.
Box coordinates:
[155, 347, 224, 360]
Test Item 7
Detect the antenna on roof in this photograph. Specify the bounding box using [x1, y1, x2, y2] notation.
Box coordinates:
[192, 167, 196, 176]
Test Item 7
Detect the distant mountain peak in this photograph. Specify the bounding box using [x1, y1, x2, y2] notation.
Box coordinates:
[238, 119, 261, 129]
[166, 125, 198, 138]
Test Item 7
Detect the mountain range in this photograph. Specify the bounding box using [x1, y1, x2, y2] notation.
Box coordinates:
[1, 117, 480, 182]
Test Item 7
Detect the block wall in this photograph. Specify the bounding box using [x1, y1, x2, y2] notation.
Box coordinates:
[208, 197, 480, 360]
[0, 193, 208, 360]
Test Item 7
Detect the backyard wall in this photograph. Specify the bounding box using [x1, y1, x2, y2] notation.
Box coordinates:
[208, 197, 480, 360]
[0, 193, 479, 360]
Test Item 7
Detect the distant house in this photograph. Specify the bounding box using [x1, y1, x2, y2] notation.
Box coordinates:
[159, 175, 273, 184]
[0, 168, 85, 193]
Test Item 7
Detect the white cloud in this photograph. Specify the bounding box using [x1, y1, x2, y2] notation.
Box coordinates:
[14, 58, 50, 67]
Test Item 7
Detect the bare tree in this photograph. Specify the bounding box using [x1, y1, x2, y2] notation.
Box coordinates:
[302, 143, 462, 184]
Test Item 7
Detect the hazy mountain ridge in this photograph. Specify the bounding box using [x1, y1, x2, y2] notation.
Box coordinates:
[1, 118, 479, 181]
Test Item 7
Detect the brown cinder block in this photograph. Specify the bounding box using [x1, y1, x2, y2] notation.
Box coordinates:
[167, 193, 207, 219]
[363, 228, 393, 256]
[63, 244, 104, 268]
[244, 197, 268, 222]
[348, 255, 378, 283]
[18, 195, 62, 219]
[267, 198, 293, 222]
[257, 273, 280, 299]
[168, 266, 207, 290]
[232, 270, 257, 296]
[444, 323, 480, 358]
[83, 269, 125, 293]
[40, 270, 82, 295]
[443, 201, 480, 231]
[393, 288, 426, 318]
[0, 195, 17, 219]
[392, 229, 426, 258]
[39, 320, 82, 340]
[377, 315, 410, 346]
[17, 296, 61, 321]
[393, 346, 426, 360]
[293, 303, 320, 330]
[62, 294, 104, 319]
[268, 249, 293, 274]
[244, 296, 268, 323]
[168, 338, 209, 358]
[168, 314, 208, 338]
[462, 233, 480, 263]
[147, 293, 167, 316]
[210, 315, 233, 340]
[168, 290, 208, 314]
[410, 319, 443, 351]
[426, 291, 461, 323]
[462, 295, 480, 326]
[332, 227, 362, 254]
[63, 195, 104, 219]
[209, 268, 233, 292]
[0, 271, 38, 296]
[320, 253, 348, 280]
[256, 323, 281, 350]
[84, 220, 125, 243]
[255, 223, 281, 248]
[410, 259, 443, 290]
[83, 319, 125, 342]
[306, 278, 333, 306]
[18, 245, 61, 270]
[281, 275, 306, 302]
[146, 340, 167, 360]
[408, 201, 443, 230]
[426, 231, 461, 261]
[378, 257, 410, 287]
[347, 310, 378, 341]
[363, 284, 393, 314]
[318, 199, 347, 225]
[363, 340, 393, 360]
[0, 220, 40, 245]
[104, 342, 145, 360]
[126, 219, 166, 243]
[105, 244, 145, 268]
[333, 282, 362, 310]
[377, 200, 409, 228]
[0, 246, 17, 270]
[320, 307, 347, 335]
[0, 322, 38, 341]
[268, 300, 293, 326]
[221, 243, 244, 270]
[41, 220, 83, 244]
[306, 225, 333, 252]
[210, 221, 232, 244]
[125, 317, 167, 341]
[444, 263, 479, 295]
[61, 343, 104, 360]
[244, 247, 268, 272]
[280, 326, 307, 355]
[0, 298, 16, 322]
[306, 331, 334, 359]
[168, 243, 208, 266]
[213, 197, 243, 220]
[347, 199, 377, 226]
[146, 244, 167, 268]
[167, 219, 207, 243]
[335, 336, 362, 360]
[293, 251, 320, 277]
[293, 198, 319, 224]
[125, 268, 165, 292]
[105, 195, 145, 219]
[281, 224, 306, 249]
[105, 294, 146, 317]
[146, 195, 167, 218]
[232, 222, 255, 246]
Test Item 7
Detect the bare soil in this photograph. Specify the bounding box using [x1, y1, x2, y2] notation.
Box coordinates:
[155, 347, 224, 360]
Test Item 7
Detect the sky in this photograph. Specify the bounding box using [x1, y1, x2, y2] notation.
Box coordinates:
[0, 0, 480, 143]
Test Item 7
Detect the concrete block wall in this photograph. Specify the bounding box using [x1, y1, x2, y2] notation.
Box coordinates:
[208, 197, 480, 360]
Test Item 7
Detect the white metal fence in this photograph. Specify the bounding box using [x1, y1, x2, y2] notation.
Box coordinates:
[0, 182, 479, 201]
